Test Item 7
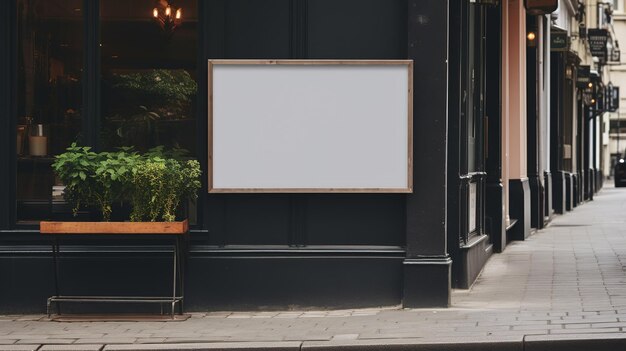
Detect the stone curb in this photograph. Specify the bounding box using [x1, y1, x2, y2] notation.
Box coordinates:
[3, 334, 626, 351]
[103, 342, 302, 351]
[301, 337, 523, 351]
[524, 333, 626, 351]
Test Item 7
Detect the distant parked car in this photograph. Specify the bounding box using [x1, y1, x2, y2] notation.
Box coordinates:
[615, 155, 626, 187]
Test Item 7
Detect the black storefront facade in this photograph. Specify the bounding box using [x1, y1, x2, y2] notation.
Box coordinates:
[0, 0, 500, 313]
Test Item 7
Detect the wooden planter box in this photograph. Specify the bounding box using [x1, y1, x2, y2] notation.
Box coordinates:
[40, 219, 188, 235]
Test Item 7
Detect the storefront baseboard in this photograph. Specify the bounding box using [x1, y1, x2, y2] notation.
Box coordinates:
[572, 173, 579, 208]
[586, 168, 595, 200]
[544, 171, 553, 221]
[552, 171, 566, 214]
[0, 247, 405, 313]
[508, 178, 531, 241]
[528, 174, 545, 230]
[402, 256, 451, 308]
[576, 171, 584, 204]
[595, 169, 604, 193]
[565, 172, 573, 211]
[485, 181, 505, 253]
[455, 234, 492, 289]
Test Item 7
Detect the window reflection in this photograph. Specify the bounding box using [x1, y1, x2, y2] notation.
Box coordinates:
[100, 0, 198, 154]
[16, 0, 83, 223]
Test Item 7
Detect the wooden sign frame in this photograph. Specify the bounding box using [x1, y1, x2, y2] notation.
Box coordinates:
[207, 59, 414, 193]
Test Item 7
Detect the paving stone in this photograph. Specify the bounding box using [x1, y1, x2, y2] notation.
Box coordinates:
[74, 338, 137, 344]
[39, 345, 103, 351]
[562, 323, 592, 329]
[15, 340, 74, 345]
[134, 339, 166, 344]
[163, 337, 235, 343]
[0, 346, 40, 351]
[549, 328, 621, 334]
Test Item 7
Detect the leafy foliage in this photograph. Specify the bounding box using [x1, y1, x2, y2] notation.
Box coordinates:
[52, 143, 201, 222]
[92, 148, 141, 221]
[110, 69, 197, 113]
[52, 144, 104, 219]
[129, 158, 201, 222]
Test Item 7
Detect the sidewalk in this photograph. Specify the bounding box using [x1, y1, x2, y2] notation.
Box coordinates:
[3, 185, 626, 350]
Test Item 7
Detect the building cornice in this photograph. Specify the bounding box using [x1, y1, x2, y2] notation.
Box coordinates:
[563, 0, 577, 15]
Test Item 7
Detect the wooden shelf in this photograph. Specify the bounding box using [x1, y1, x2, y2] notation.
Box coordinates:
[40, 219, 189, 235]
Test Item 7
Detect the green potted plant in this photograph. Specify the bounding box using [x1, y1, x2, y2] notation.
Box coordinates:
[41, 143, 201, 234]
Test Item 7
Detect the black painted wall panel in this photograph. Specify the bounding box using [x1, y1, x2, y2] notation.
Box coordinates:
[186, 256, 403, 310]
[304, 195, 405, 246]
[307, 0, 407, 59]
[0, 257, 54, 313]
[202, 0, 409, 247]
[222, 195, 292, 246]
[224, 0, 292, 59]
[0, 253, 403, 313]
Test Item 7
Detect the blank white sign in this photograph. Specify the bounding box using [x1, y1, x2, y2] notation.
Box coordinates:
[208, 60, 413, 193]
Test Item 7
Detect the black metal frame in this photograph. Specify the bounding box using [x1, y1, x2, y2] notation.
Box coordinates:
[46, 233, 187, 318]
[82, 0, 101, 150]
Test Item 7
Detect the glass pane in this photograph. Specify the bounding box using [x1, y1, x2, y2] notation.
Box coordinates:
[16, 0, 83, 224]
[100, 0, 198, 154]
[467, 4, 476, 172]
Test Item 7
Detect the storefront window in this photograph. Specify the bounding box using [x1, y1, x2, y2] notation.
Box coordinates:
[16, 0, 83, 223]
[100, 0, 197, 154]
[467, 3, 485, 173]
[14, 0, 199, 225]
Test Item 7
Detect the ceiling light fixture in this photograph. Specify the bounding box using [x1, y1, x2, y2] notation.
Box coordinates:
[152, 1, 182, 37]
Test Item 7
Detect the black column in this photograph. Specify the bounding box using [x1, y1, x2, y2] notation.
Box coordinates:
[575, 96, 583, 205]
[446, 0, 461, 285]
[583, 107, 591, 200]
[485, 3, 505, 252]
[550, 52, 565, 214]
[590, 113, 601, 197]
[404, 0, 451, 308]
[526, 15, 544, 230]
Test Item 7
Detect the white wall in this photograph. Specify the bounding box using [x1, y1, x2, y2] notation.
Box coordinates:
[607, 7, 626, 176]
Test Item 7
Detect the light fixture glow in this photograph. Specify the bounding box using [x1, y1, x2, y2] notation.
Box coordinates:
[151, 1, 183, 37]
[527, 32, 536, 41]
[588, 82, 594, 88]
